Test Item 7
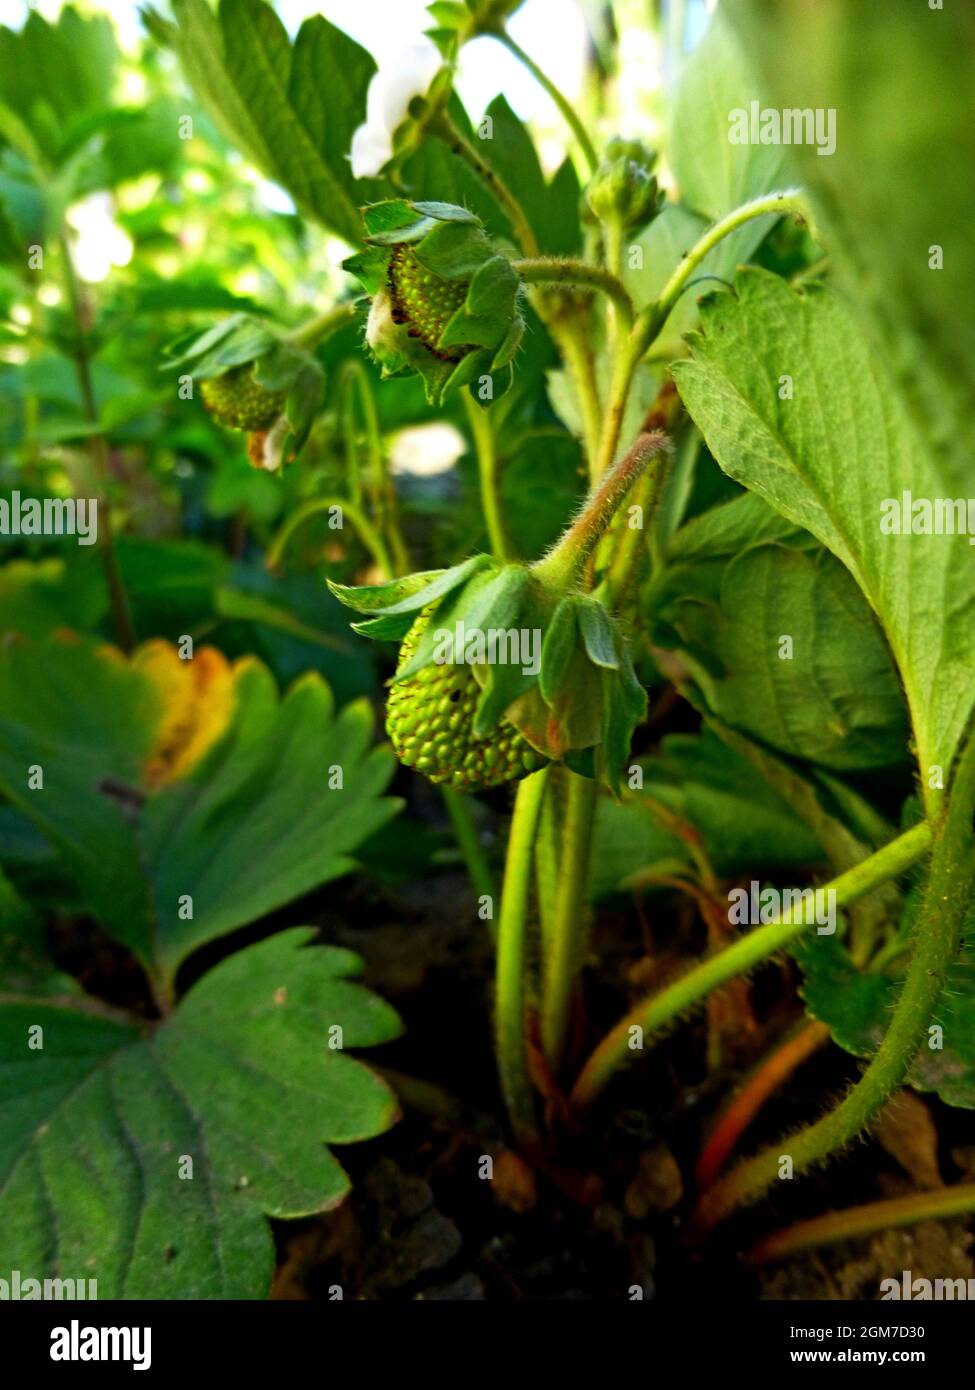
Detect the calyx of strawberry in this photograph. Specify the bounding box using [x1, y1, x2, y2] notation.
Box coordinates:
[163, 312, 326, 471]
[330, 433, 668, 793]
[344, 200, 524, 406]
[425, 0, 527, 55]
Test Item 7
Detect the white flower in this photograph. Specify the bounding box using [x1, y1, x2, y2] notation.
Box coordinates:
[350, 38, 443, 179]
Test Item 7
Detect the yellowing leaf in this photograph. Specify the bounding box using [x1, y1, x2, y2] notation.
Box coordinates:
[133, 639, 236, 789]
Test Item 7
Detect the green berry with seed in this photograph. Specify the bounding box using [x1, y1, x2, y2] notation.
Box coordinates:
[386, 607, 544, 792]
[387, 244, 470, 360]
[200, 365, 286, 432]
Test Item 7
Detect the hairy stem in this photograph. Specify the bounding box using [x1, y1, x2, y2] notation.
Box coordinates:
[431, 111, 539, 256]
[592, 189, 813, 478]
[495, 768, 549, 1144]
[570, 821, 933, 1112]
[746, 1184, 975, 1265]
[694, 736, 975, 1231]
[540, 770, 598, 1073]
[340, 360, 410, 576]
[533, 431, 669, 589]
[696, 1020, 831, 1190]
[513, 257, 633, 328]
[599, 435, 671, 603]
[547, 316, 603, 480]
[494, 29, 599, 173]
[651, 188, 812, 333]
[462, 392, 508, 560]
[534, 763, 567, 956]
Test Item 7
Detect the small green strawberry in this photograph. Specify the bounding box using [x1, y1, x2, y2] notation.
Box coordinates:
[331, 433, 668, 794]
[200, 365, 286, 432]
[386, 607, 544, 791]
[344, 199, 524, 405]
[387, 244, 470, 360]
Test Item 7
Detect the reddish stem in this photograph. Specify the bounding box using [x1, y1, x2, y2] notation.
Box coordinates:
[695, 1020, 831, 1191]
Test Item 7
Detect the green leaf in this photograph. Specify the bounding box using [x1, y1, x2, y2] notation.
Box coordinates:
[478, 95, 582, 255]
[168, 0, 378, 244]
[724, 0, 975, 476]
[669, 9, 789, 272]
[144, 666, 398, 978]
[0, 639, 399, 983]
[591, 729, 824, 899]
[794, 934, 975, 1110]
[649, 541, 910, 771]
[0, 637, 160, 966]
[664, 490, 803, 563]
[0, 867, 79, 999]
[673, 270, 975, 806]
[0, 7, 118, 162]
[0, 930, 401, 1298]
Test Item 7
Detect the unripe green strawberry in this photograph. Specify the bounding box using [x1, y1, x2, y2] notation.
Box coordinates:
[387, 244, 469, 360]
[386, 607, 544, 791]
[200, 365, 286, 432]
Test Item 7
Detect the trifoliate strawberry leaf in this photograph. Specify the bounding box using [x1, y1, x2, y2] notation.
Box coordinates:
[0, 636, 161, 968]
[0, 929, 401, 1298]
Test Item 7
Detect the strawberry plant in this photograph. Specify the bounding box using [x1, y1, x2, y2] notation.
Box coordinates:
[1, 0, 973, 1310]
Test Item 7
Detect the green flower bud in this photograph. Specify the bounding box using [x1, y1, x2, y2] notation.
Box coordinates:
[586, 136, 664, 233]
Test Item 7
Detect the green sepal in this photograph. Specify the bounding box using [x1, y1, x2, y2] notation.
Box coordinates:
[391, 563, 511, 682]
[440, 256, 521, 351]
[341, 246, 388, 295]
[594, 636, 647, 795]
[424, 25, 459, 57]
[351, 612, 418, 641]
[328, 555, 492, 617]
[491, 314, 525, 370]
[463, 360, 514, 406]
[162, 312, 277, 380]
[415, 219, 494, 280]
[539, 596, 579, 701]
[578, 597, 620, 669]
[427, 0, 468, 24]
[472, 661, 538, 738]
